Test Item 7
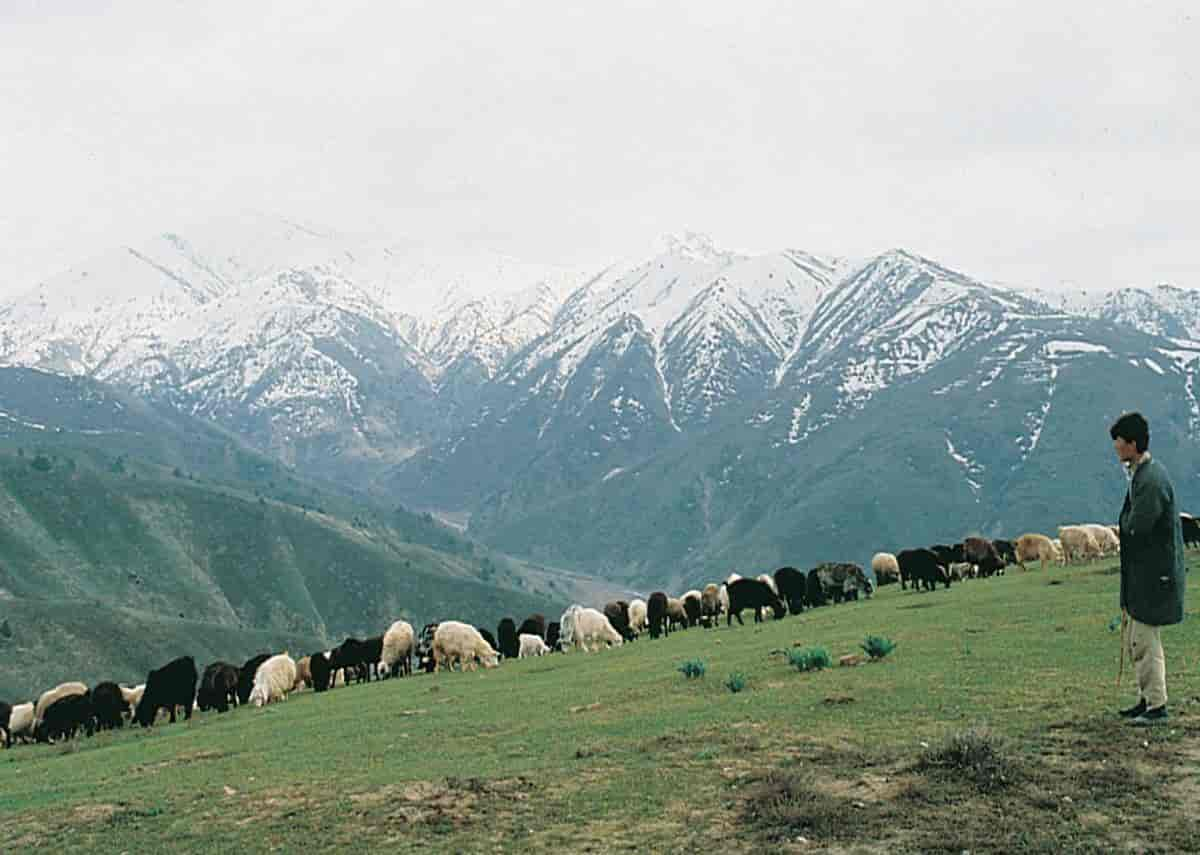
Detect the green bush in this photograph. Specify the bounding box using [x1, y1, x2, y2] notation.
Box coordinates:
[678, 659, 706, 679]
[788, 646, 832, 672]
[725, 672, 748, 693]
[860, 635, 897, 660]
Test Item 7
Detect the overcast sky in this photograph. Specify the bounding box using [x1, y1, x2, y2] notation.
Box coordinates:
[1, 0, 1196, 296]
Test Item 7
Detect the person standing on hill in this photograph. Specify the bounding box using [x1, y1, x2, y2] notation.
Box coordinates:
[1111, 411, 1186, 726]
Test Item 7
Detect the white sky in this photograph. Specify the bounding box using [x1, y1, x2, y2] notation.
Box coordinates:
[1, 0, 1197, 296]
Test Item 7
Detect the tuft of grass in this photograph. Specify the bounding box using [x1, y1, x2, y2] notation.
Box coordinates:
[788, 646, 832, 672]
[740, 770, 845, 840]
[860, 635, 897, 660]
[724, 672, 748, 693]
[917, 726, 1018, 793]
[677, 659, 706, 679]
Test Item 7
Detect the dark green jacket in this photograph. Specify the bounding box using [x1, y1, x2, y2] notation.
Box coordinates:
[1119, 457, 1186, 626]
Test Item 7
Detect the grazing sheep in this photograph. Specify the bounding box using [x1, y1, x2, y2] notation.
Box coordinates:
[249, 654, 298, 707]
[772, 567, 807, 615]
[726, 578, 786, 625]
[6, 702, 34, 746]
[627, 599, 649, 636]
[39, 692, 94, 742]
[896, 549, 950, 591]
[517, 614, 546, 640]
[1082, 523, 1120, 557]
[647, 592, 669, 639]
[197, 662, 240, 712]
[562, 608, 624, 652]
[665, 597, 689, 631]
[496, 618, 520, 660]
[238, 654, 272, 704]
[805, 568, 827, 606]
[332, 637, 383, 684]
[0, 702, 10, 748]
[380, 620, 415, 678]
[948, 562, 975, 581]
[90, 682, 129, 730]
[518, 633, 550, 657]
[1014, 533, 1058, 572]
[1058, 526, 1100, 564]
[33, 682, 88, 739]
[963, 537, 1005, 577]
[680, 591, 702, 628]
[135, 656, 198, 727]
[814, 562, 873, 603]
[309, 651, 332, 692]
[700, 583, 724, 625]
[870, 553, 901, 587]
[1181, 514, 1200, 548]
[992, 539, 1018, 567]
[432, 621, 500, 671]
[603, 601, 635, 641]
[546, 621, 562, 652]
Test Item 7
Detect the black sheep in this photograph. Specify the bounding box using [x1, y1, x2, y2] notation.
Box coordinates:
[1181, 514, 1200, 548]
[197, 662, 239, 712]
[416, 623, 440, 673]
[238, 654, 272, 705]
[773, 566, 807, 615]
[496, 618, 520, 660]
[726, 578, 786, 626]
[964, 537, 1004, 578]
[680, 595, 702, 629]
[897, 548, 951, 591]
[135, 656, 198, 727]
[805, 569, 826, 607]
[647, 591, 669, 639]
[39, 692, 95, 741]
[90, 681, 128, 730]
[993, 539, 1019, 566]
[545, 621, 561, 652]
[309, 650, 332, 692]
[603, 601, 635, 641]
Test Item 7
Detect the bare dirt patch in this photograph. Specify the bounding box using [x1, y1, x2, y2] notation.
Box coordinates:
[347, 776, 536, 829]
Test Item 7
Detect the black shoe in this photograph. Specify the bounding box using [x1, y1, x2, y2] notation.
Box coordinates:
[1130, 706, 1168, 727]
[1118, 699, 1147, 718]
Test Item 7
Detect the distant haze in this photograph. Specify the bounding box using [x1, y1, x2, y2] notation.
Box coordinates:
[1, 1, 1196, 297]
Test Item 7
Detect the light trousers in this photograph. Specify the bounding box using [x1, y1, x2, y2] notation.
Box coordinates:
[1128, 617, 1167, 709]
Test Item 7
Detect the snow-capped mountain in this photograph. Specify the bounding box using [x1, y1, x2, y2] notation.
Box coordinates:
[4, 219, 1199, 587]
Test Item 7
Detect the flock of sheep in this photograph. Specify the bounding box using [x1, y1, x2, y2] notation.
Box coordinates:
[4, 515, 1196, 752]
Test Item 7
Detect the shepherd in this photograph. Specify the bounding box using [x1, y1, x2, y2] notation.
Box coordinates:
[1110, 412, 1186, 726]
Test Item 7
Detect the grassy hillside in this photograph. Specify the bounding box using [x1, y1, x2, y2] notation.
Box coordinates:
[2, 555, 1197, 853]
[0, 447, 580, 700]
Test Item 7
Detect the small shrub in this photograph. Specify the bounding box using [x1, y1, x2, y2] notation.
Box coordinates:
[789, 646, 832, 672]
[740, 770, 845, 840]
[30, 455, 52, 472]
[678, 659, 706, 679]
[724, 672, 747, 693]
[918, 726, 1017, 793]
[860, 635, 897, 660]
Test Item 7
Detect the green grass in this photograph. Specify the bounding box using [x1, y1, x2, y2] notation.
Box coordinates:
[2, 556, 1198, 853]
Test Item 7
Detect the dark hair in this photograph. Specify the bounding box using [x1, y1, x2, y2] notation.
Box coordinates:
[1109, 411, 1149, 453]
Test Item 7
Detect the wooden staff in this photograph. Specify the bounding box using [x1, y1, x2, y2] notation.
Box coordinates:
[1116, 610, 1128, 688]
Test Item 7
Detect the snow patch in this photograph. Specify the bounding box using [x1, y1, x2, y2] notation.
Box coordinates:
[786, 394, 812, 444]
[1143, 357, 1165, 375]
[1045, 340, 1110, 357]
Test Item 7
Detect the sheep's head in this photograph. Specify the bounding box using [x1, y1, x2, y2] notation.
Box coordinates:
[480, 652, 499, 669]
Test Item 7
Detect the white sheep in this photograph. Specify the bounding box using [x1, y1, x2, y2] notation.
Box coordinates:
[562, 607, 623, 653]
[871, 552, 901, 586]
[380, 620, 415, 677]
[627, 599, 648, 636]
[1083, 523, 1120, 556]
[6, 702, 34, 744]
[518, 633, 550, 657]
[432, 621, 500, 671]
[249, 654, 298, 707]
[33, 682, 88, 736]
[1057, 526, 1099, 564]
[1015, 533, 1058, 571]
[558, 604, 583, 650]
